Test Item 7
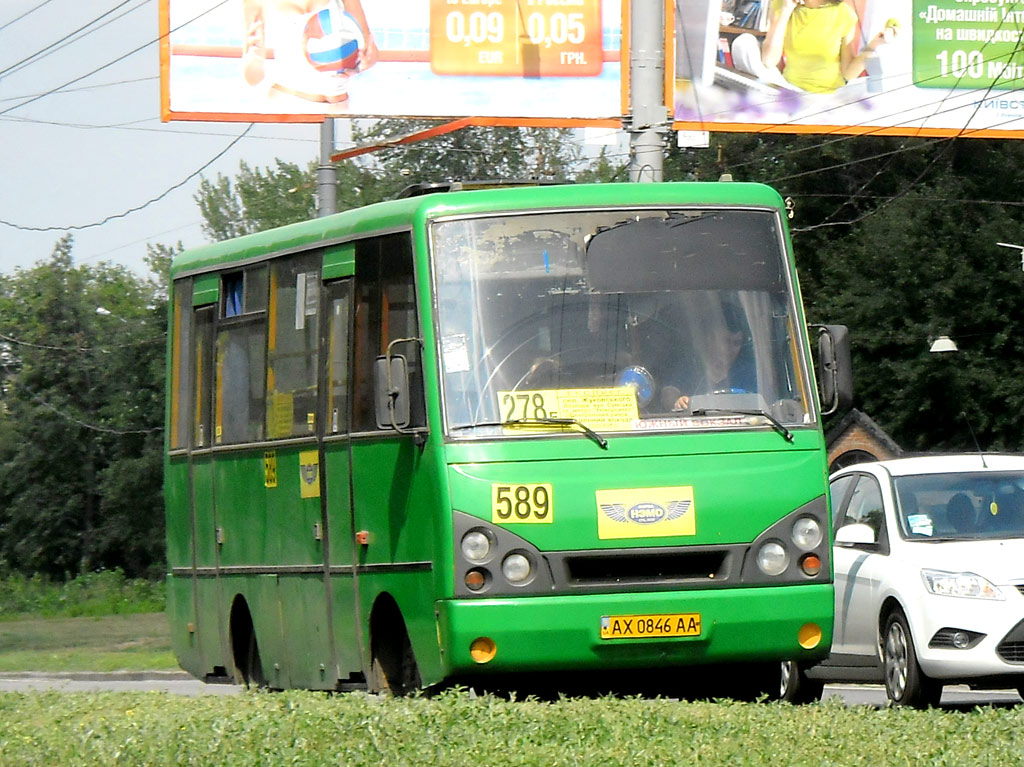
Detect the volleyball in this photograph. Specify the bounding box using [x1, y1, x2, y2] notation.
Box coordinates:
[303, 3, 363, 74]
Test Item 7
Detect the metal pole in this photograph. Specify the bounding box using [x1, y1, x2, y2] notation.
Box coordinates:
[627, 0, 667, 183]
[317, 118, 337, 216]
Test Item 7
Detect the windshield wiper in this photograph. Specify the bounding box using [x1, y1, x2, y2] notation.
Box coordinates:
[690, 408, 794, 443]
[452, 416, 608, 449]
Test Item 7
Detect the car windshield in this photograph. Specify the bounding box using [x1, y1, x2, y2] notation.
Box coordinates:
[431, 208, 813, 438]
[894, 471, 1024, 540]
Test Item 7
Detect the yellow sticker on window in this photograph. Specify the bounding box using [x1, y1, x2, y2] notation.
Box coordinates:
[496, 387, 638, 432]
[298, 450, 320, 499]
[596, 486, 696, 540]
[491, 483, 553, 524]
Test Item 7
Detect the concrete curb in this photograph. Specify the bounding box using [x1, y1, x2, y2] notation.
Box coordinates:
[0, 670, 194, 682]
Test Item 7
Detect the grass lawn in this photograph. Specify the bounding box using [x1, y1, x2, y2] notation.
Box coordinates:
[0, 612, 177, 672]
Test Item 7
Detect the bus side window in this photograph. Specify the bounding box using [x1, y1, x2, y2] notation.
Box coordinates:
[215, 267, 268, 445]
[170, 278, 193, 450]
[353, 233, 425, 433]
[266, 254, 321, 439]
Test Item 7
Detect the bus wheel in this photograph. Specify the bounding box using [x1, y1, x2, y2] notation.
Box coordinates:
[229, 597, 266, 688]
[779, 660, 824, 704]
[368, 599, 421, 696]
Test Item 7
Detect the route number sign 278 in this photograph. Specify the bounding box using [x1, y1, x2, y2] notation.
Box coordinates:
[430, 0, 604, 77]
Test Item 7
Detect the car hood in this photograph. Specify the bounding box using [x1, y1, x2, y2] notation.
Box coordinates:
[899, 538, 1024, 585]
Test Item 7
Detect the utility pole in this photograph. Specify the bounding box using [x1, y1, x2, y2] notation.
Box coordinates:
[627, 0, 668, 183]
[317, 118, 337, 216]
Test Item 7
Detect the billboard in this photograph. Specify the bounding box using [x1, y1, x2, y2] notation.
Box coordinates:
[160, 0, 623, 124]
[672, 0, 1024, 138]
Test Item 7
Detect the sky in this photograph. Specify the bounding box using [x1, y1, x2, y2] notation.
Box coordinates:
[0, 0, 349, 279]
[0, 0, 628, 282]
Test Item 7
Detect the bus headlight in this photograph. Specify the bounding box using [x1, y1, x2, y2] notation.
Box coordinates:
[461, 530, 492, 563]
[501, 553, 532, 584]
[756, 541, 789, 576]
[791, 517, 822, 550]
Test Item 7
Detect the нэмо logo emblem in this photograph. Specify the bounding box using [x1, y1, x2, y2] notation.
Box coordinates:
[601, 499, 692, 526]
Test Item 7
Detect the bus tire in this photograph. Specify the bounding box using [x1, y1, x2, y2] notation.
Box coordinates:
[368, 598, 421, 696]
[779, 660, 824, 704]
[229, 596, 266, 688]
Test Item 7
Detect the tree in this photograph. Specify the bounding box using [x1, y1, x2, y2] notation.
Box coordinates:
[0, 236, 167, 578]
[667, 133, 1024, 452]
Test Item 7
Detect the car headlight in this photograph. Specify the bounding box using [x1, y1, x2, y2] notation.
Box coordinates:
[756, 541, 789, 576]
[791, 517, 823, 550]
[921, 569, 1004, 600]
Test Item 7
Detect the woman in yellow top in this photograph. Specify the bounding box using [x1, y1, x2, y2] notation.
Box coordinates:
[760, 0, 892, 93]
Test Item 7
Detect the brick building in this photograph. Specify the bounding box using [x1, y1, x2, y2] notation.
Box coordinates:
[825, 408, 903, 474]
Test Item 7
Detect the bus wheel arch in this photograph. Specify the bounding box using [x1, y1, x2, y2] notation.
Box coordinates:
[367, 593, 421, 695]
[229, 594, 266, 688]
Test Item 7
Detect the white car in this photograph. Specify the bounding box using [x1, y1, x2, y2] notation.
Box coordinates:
[784, 454, 1024, 706]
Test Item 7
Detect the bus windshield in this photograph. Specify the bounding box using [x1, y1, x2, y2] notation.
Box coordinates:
[432, 208, 812, 437]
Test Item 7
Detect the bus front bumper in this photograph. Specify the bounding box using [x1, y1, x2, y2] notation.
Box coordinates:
[436, 584, 833, 677]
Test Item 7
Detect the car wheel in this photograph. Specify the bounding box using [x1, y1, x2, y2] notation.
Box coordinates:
[779, 660, 825, 704]
[882, 611, 942, 708]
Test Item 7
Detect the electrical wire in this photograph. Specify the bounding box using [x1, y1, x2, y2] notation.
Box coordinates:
[0, 0, 58, 35]
[0, 0, 232, 117]
[0, 123, 254, 232]
[0, 0, 145, 81]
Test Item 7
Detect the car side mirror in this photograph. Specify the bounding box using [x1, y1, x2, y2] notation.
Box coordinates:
[835, 522, 876, 546]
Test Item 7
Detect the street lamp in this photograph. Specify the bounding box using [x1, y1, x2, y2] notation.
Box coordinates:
[929, 336, 958, 353]
[95, 307, 127, 323]
[996, 242, 1024, 271]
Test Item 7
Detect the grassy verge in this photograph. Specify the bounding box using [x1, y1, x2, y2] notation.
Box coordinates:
[1, 689, 1023, 766]
[0, 613, 176, 672]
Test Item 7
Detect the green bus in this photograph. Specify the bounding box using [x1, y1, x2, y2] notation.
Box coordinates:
[165, 181, 850, 695]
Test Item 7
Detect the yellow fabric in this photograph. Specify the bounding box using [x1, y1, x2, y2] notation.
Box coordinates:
[771, 0, 859, 93]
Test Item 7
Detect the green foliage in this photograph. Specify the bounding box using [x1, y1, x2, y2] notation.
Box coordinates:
[669, 134, 1024, 452]
[2, 690, 1023, 766]
[195, 160, 318, 241]
[0, 237, 167, 578]
[0, 570, 164, 618]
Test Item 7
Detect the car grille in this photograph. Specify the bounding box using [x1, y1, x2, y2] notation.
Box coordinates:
[928, 627, 984, 649]
[563, 550, 729, 586]
[996, 619, 1024, 664]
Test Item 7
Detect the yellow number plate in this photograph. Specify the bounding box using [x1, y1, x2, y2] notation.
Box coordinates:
[492, 483, 553, 524]
[600, 613, 702, 640]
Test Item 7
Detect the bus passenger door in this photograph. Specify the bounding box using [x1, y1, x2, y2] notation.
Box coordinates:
[188, 304, 226, 674]
[319, 278, 361, 684]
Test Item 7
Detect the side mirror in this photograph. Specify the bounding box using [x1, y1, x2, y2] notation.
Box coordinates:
[375, 355, 410, 430]
[835, 522, 876, 545]
[815, 324, 853, 416]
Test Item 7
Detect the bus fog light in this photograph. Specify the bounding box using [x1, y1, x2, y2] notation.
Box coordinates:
[756, 542, 789, 576]
[470, 637, 497, 663]
[501, 553, 532, 584]
[461, 531, 491, 563]
[798, 623, 822, 649]
[792, 517, 823, 550]
[465, 569, 488, 591]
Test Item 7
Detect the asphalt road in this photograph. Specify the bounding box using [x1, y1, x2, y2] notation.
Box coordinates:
[0, 673, 1021, 708]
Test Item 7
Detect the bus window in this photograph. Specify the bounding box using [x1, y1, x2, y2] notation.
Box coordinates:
[266, 254, 320, 439]
[432, 208, 810, 436]
[352, 233, 425, 433]
[170, 278, 193, 450]
[325, 283, 351, 435]
[215, 268, 267, 444]
[193, 307, 214, 448]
